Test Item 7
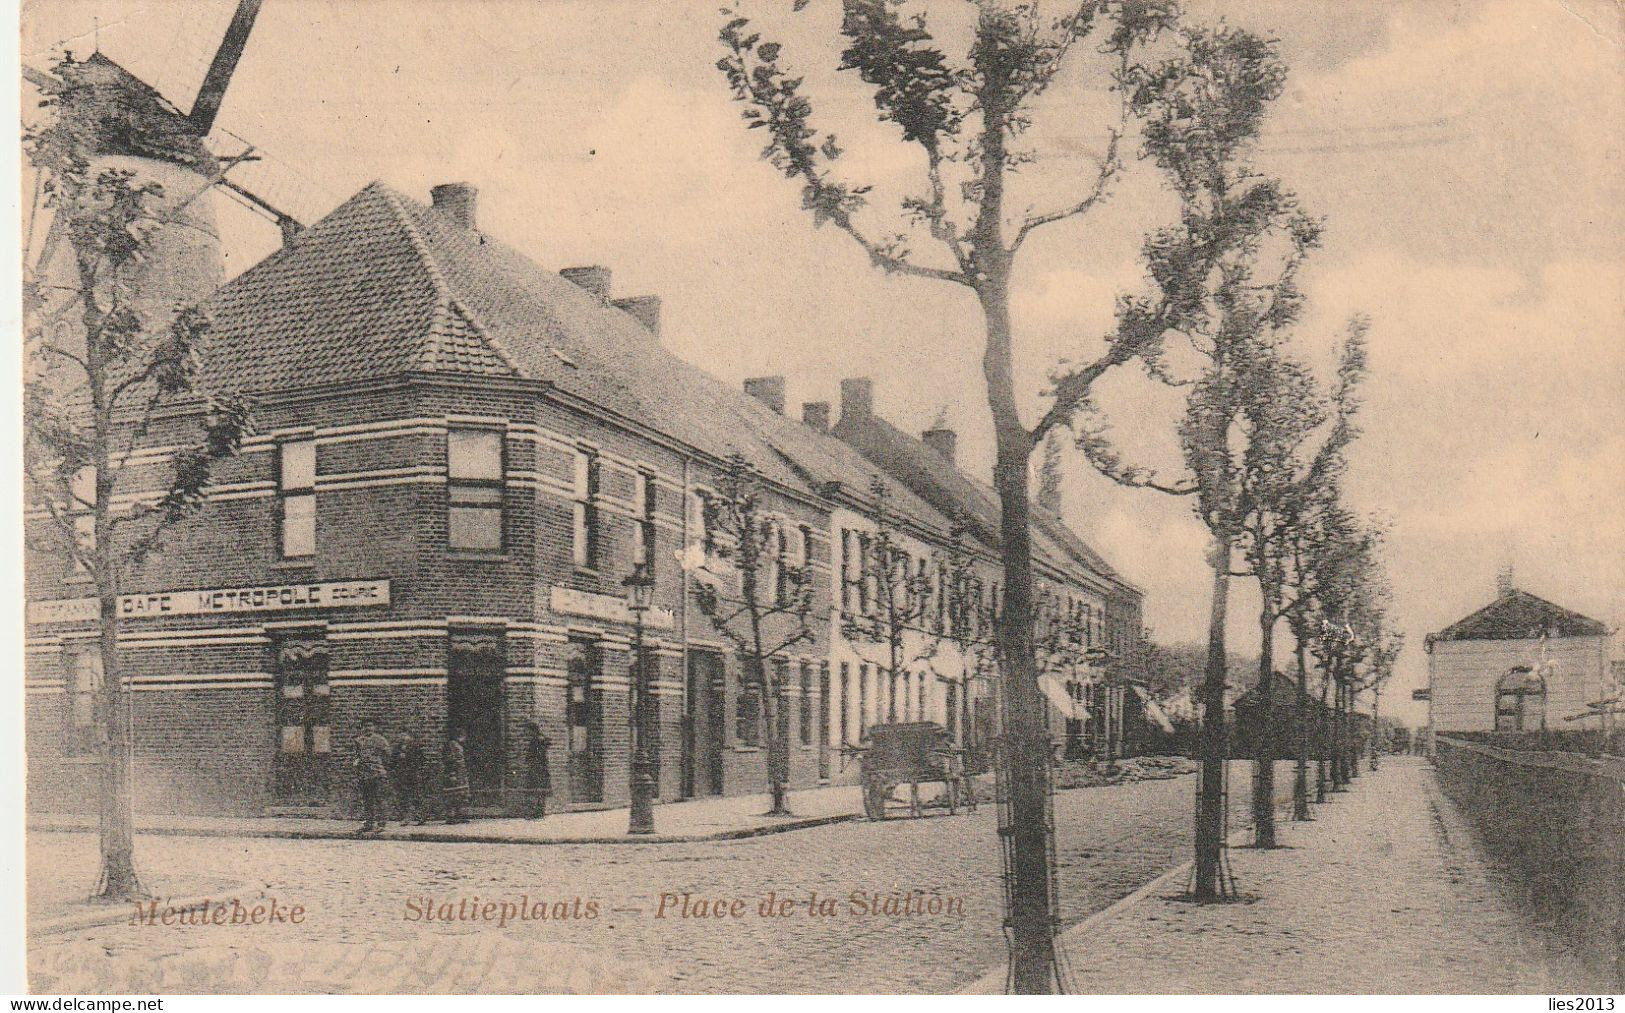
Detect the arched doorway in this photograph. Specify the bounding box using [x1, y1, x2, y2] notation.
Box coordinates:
[1494, 665, 1546, 732]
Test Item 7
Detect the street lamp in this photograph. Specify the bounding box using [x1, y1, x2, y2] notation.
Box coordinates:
[624, 561, 657, 835]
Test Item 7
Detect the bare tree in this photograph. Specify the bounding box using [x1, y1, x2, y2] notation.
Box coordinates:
[23, 56, 251, 901]
[690, 454, 817, 816]
[1069, 27, 1318, 896]
[1234, 328, 1368, 845]
[712, 3, 1320, 984]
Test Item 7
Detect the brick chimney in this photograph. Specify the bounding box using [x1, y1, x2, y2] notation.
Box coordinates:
[612, 295, 661, 336]
[430, 183, 478, 230]
[560, 265, 612, 302]
[922, 426, 957, 465]
[278, 215, 304, 247]
[743, 376, 786, 414]
[839, 377, 873, 422]
[802, 401, 830, 433]
[1495, 566, 1516, 598]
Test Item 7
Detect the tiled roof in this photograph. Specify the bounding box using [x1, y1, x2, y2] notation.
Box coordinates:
[1431, 589, 1607, 643]
[198, 182, 949, 527]
[831, 410, 1137, 596]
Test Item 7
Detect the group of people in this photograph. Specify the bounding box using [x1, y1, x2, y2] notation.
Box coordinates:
[351, 721, 552, 835]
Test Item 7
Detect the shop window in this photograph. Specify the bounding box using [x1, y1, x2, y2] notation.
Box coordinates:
[858, 663, 870, 738]
[567, 637, 604, 802]
[839, 663, 851, 749]
[273, 635, 331, 800]
[448, 428, 504, 551]
[64, 647, 101, 755]
[736, 677, 761, 747]
[799, 662, 814, 746]
[775, 662, 791, 754]
[278, 439, 316, 558]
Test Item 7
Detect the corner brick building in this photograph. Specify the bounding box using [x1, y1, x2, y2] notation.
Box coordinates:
[25, 178, 1143, 817]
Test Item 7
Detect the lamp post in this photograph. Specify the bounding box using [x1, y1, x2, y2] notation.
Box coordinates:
[624, 562, 656, 835]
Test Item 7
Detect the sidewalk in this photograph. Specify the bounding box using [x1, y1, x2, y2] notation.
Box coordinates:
[29, 783, 863, 845]
[964, 757, 1603, 994]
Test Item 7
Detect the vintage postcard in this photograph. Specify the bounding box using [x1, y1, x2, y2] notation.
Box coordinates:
[11, 0, 1623, 998]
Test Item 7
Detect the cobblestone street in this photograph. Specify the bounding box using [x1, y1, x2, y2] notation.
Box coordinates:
[29, 771, 1212, 994]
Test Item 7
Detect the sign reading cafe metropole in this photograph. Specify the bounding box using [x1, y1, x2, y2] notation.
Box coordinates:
[26, 580, 392, 625]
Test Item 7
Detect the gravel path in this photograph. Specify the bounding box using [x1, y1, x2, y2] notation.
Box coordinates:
[1030, 757, 1605, 994]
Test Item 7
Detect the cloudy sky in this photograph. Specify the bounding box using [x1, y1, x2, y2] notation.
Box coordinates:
[22, 0, 1624, 725]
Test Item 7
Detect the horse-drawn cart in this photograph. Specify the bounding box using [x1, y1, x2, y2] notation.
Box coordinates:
[845, 722, 977, 819]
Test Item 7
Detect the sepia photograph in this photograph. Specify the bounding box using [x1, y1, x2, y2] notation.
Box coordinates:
[9, 0, 1624, 998]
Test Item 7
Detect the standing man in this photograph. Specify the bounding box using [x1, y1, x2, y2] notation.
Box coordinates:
[443, 728, 471, 825]
[522, 721, 552, 819]
[353, 720, 391, 835]
[392, 730, 427, 825]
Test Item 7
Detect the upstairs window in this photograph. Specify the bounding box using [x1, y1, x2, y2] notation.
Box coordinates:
[840, 529, 856, 614]
[69, 467, 96, 573]
[761, 519, 784, 605]
[634, 471, 657, 570]
[573, 449, 601, 568]
[448, 429, 504, 551]
[687, 489, 710, 558]
[278, 438, 316, 558]
[934, 561, 948, 634]
[858, 534, 876, 614]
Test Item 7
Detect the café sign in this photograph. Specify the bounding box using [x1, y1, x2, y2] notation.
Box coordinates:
[28, 580, 391, 624]
[550, 586, 674, 630]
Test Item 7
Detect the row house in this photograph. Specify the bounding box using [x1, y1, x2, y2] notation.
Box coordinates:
[823, 382, 1146, 764]
[25, 177, 1143, 816]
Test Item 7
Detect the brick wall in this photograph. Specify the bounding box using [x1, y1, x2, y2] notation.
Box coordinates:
[25, 376, 836, 815]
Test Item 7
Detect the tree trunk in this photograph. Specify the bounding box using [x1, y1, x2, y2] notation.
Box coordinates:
[1370, 689, 1382, 772]
[1292, 636, 1311, 821]
[1332, 679, 1349, 789]
[1345, 682, 1358, 783]
[96, 592, 140, 899]
[752, 653, 789, 816]
[1195, 545, 1231, 898]
[978, 241, 1059, 991]
[1252, 606, 1276, 847]
[1316, 672, 1330, 802]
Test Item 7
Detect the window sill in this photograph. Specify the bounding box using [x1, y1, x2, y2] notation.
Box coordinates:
[60, 754, 99, 766]
[448, 551, 509, 562]
[271, 559, 317, 572]
[732, 745, 761, 753]
[573, 567, 601, 578]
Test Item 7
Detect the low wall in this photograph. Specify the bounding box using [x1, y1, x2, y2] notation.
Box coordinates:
[1434, 736, 1624, 988]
